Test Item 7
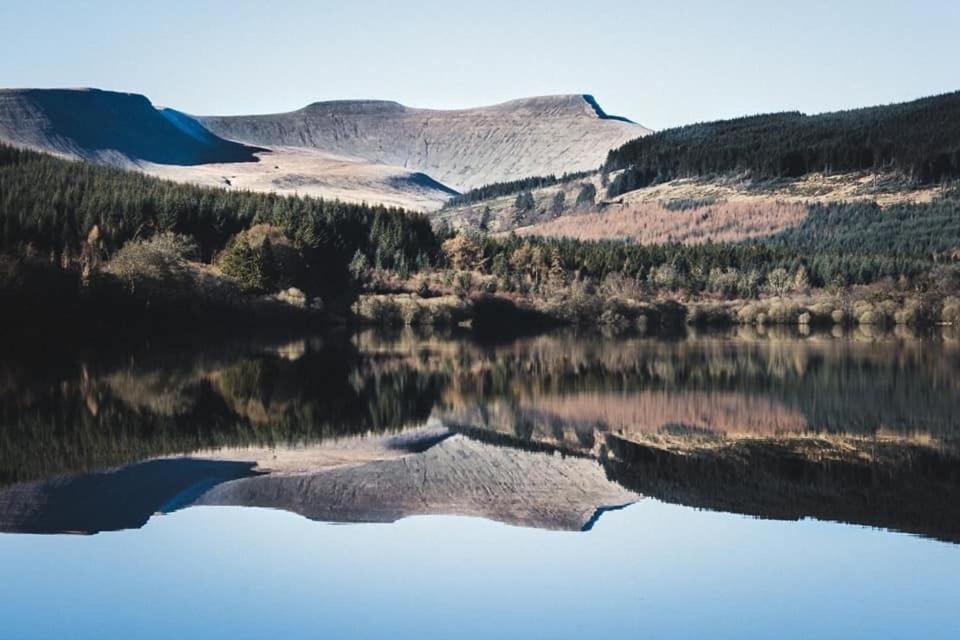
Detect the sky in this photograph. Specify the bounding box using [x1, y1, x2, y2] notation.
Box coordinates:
[1, 0, 959, 130]
[1, 502, 958, 639]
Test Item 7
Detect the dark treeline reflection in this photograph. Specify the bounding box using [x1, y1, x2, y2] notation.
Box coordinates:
[2, 325, 960, 540]
[363, 326, 960, 444]
[0, 335, 444, 485]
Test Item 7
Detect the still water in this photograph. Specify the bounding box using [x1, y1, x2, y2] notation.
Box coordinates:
[0, 327, 958, 639]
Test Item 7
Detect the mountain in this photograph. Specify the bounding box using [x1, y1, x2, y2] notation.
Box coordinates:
[0, 88, 643, 210]
[199, 94, 650, 192]
[0, 88, 260, 166]
[0, 427, 638, 534]
[193, 430, 638, 531]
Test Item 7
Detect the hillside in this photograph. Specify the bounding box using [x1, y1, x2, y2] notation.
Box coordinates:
[437, 91, 960, 247]
[145, 147, 458, 211]
[605, 90, 960, 192]
[0, 88, 259, 166]
[200, 94, 649, 192]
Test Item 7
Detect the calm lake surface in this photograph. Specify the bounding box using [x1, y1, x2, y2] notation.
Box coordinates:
[1, 327, 959, 639]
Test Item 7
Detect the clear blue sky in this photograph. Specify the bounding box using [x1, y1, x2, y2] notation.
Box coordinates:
[2, 0, 958, 129]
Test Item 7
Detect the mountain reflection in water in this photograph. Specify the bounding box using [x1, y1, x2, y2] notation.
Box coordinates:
[1, 326, 959, 540]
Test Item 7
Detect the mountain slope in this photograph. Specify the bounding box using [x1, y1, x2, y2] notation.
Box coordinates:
[605, 90, 960, 192]
[0, 88, 260, 166]
[200, 94, 650, 192]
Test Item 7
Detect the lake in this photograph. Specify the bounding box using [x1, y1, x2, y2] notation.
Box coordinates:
[1, 326, 958, 639]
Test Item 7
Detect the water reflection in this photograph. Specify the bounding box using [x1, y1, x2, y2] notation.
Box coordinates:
[1, 326, 959, 540]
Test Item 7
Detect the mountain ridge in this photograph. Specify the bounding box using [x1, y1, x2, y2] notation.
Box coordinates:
[0, 87, 647, 209]
[200, 93, 649, 191]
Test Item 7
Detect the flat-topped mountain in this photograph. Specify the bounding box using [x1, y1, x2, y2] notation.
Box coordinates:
[0, 88, 259, 166]
[0, 88, 645, 209]
[0, 427, 638, 534]
[200, 94, 650, 191]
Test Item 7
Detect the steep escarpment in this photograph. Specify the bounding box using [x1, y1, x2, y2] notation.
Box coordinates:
[0, 88, 260, 166]
[200, 95, 649, 191]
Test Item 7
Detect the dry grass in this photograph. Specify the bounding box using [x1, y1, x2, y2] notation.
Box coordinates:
[440, 170, 950, 241]
[523, 391, 810, 436]
[516, 199, 808, 244]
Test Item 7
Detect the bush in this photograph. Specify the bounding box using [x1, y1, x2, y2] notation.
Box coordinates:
[894, 297, 933, 325]
[737, 302, 765, 324]
[807, 302, 835, 323]
[942, 296, 960, 324]
[831, 308, 848, 324]
[104, 233, 198, 294]
[687, 303, 735, 326]
[453, 272, 472, 298]
[767, 301, 800, 324]
[599, 308, 629, 329]
[415, 278, 432, 298]
[354, 296, 402, 326]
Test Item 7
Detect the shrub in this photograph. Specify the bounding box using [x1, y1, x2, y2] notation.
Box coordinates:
[354, 296, 402, 325]
[599, 308, 629, 329]
[767, 301, 800, 324]
[737, 302, 765, 324]
[707, 267, 741, 298]
[688, 303, 734, 326]
[894, 297, 933, 325]
[766, 268, 792, 297]
[453, 272, 472, 298]
[807, 302, 835, 323]
[415, 277, 432, 298]
[859, 310, 882, 325]
[104, 232, 198, 294]
[942, 296, 960, 324]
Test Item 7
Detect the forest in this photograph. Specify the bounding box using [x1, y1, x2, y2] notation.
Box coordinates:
[3, 138, 960, 337]
[605, 91, 960, 196]
[441, 170, 591, 208]
[0, 143, 440, 317]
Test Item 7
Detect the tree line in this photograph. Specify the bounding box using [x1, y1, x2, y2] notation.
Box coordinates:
[441, 170, 592, 208]
[605, 91, 960, 196]
[0, 143, 440, 301]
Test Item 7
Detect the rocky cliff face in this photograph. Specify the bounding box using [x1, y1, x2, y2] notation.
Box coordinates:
[200, 95, 650, 191]
[0, 88, 259, 166]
